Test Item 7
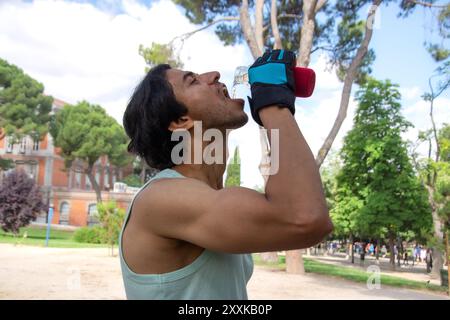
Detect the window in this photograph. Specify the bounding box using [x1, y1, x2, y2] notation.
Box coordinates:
[19, 137, 26, 154]
[104, 168, 110, 189]
[33, 140, 39, 151]
[6, 136, 13, 153]
[74, 172, 81, 189]
[59, 202, 70, 225]
[112, 169, 116, 185]
[95, 169, 100, 185]
[28, 164, 37, 181]
[85, 174, 91, 190]
[87, 203, 99, 226]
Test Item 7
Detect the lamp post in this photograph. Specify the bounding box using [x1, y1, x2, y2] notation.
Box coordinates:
[45, 204, 54, 247]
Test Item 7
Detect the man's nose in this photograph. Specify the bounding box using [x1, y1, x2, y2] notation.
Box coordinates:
[199, 71, 220, 84]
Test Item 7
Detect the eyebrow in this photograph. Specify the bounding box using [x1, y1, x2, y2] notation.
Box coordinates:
[182, 71, 195, 83]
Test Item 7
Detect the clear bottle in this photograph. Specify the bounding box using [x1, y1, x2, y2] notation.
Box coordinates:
[231, 66, 250, 99]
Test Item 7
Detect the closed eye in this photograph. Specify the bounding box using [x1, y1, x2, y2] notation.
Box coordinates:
[190, 75, 199, 85]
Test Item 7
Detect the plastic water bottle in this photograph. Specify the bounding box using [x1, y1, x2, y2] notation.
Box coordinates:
[231, 66, 250, 99]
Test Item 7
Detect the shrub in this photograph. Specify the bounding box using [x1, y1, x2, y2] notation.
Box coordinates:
[73, 226, 107, 244]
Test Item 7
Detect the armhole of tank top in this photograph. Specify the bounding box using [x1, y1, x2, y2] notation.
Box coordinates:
[119, 170, 186, 274]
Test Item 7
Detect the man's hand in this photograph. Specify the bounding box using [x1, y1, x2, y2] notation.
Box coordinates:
[248, 49, 297, 126]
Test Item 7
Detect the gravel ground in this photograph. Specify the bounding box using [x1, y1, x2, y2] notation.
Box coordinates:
[0, 244, 447, 300]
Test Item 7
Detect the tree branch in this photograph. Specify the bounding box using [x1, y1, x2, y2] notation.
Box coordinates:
[315, 0, 383, 167]
[298, 0, 319, 67]
[240, 0, 262, 58]
[255, 0, 265, 53]
[271, 0, 283, 49]
[168, 17, 240, 46]
[280, 13, 302, 19]
[315, 0, 327, 13]
[407, 0, 448, 8]
[262, 13, 302, 32]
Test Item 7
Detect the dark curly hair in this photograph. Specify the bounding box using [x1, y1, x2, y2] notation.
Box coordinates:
[123, 64, 188, 170]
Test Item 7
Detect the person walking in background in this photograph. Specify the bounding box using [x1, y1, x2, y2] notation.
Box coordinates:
[414, 244, 421, 262]
[421, 247, 427, 263]
[381, 245, 387, 258]
[360, 242, 366, 266]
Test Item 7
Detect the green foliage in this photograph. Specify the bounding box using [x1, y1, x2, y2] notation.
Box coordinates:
[320, 149, 342, 210]
[49, 101, 132, 202]
[50, 101, 130, 169]
[332, 78, 433, 241]
[225, 146, 240, 187]
[120, 174, 143, 188]
[0, 157, 14, 171]
[0, 58, 53, 144]
[95, 201, 125, 252]
[73, 225, 107, 244]
[139, 43, 183, 71]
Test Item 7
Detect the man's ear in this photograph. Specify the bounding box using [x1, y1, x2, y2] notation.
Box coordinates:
[168, 115, 194, 132]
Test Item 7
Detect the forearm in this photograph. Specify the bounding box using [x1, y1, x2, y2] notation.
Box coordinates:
[259, 106, 329, 225]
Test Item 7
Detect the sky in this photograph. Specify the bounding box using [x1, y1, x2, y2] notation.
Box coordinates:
[0, 0, 449, 188]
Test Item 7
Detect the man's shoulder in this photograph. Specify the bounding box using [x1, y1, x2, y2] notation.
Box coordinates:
[134, 176, 212, 213]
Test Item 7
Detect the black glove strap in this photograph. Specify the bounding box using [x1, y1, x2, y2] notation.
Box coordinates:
[248, 85, 296, 126]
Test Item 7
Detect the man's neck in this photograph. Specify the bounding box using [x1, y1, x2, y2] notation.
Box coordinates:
[172, 163, 226, 190]
[171, 129, 229, 190]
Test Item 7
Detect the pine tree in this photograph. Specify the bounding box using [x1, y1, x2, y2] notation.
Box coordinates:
[225, 147, 240, 187]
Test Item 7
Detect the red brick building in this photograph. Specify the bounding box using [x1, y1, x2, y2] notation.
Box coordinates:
[0, 98, 135, 227]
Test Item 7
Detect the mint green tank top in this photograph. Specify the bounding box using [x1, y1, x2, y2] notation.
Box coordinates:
[119, 168, 254, 300]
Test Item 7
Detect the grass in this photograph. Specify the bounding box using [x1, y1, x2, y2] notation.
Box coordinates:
[0, 225, 109, 248]
[252, 253, 448, 294]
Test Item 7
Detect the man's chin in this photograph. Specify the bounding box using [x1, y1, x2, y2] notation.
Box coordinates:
[225, 112, 248, 130]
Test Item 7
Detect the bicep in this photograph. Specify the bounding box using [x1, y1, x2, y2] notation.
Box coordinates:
[137, 178, 311, 254]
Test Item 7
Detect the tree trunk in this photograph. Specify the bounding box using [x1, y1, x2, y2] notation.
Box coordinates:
[239, 0, 261, 59]
[389, 233, 395, 270]
[376, 238, 380, 262]
[397, 238, 402, 268]
[297, 0, 318, 67]
[350, 234, 354, 264]
[254, 0, 264, 53]
[424, 185, 444, 278]
[260, 252, 278, 263]
[87, 166, 102, 204]
[270, 0, 282, 50]
[285, 249, 305, 274]
[446, 230, 449, 295]
[315, 0, 382, 167]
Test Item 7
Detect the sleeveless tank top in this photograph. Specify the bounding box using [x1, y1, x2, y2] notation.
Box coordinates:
[118, 168, 254, 300]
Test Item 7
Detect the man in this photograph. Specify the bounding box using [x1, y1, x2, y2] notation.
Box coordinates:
[120, 49, 332, 299]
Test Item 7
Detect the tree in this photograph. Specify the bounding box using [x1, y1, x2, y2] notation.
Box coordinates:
[96, 200, 126, 256]
[0, 169, 48, 235]
[334, 78, 432, 269]
[49, 101, 132, 203]
[330, 187, 364, 263]
[0, 158, 14, 171]
[0, 58, 53, 170]
[225, 146, 241, 187]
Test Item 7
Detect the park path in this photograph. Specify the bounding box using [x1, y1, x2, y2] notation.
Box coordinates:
[0, 244, 447, 300]
[306, 252, 444, 285]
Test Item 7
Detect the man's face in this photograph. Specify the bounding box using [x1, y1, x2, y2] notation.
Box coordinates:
[166, 69, 248, 130]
